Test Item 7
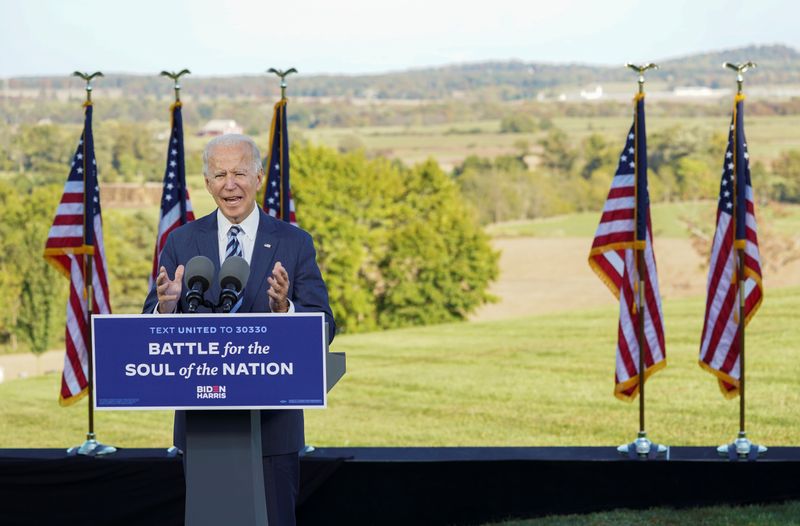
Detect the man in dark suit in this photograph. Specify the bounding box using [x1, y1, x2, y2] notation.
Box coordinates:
[143, 134, 335, 525]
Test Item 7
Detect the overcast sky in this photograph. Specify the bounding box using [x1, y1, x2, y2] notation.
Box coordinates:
[1, 0, 797, 77]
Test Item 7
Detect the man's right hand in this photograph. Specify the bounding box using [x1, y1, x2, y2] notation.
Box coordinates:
[156, 265, 185, 313]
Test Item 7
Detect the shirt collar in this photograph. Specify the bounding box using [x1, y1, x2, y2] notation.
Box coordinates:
[216, 205, 260, 242]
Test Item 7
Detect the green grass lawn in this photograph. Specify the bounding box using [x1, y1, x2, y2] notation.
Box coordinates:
[2, 287, 798, 449]
[486, 201, 713, 238]
[485, 200, 800, 239]
[486, 501, 800, 526]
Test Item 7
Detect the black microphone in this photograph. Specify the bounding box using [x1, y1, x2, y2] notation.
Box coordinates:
[218, 256, 250, 313]
[183, 255, 215, 313]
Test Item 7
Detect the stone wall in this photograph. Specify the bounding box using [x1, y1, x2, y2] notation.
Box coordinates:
[100, 183, 163, 208]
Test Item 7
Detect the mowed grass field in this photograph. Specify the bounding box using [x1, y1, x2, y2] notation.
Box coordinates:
[302, 114, 800, 169]
[1, 286, 798, 449]
[486, 200, 800, 239]
[488, 501, 800, 526]
[474, 201, 800, 322]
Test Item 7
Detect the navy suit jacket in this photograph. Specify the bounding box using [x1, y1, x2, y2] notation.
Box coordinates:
[143, 208, 335, 455]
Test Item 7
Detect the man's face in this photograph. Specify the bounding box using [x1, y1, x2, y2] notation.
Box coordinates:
[205, 141, 262, 224]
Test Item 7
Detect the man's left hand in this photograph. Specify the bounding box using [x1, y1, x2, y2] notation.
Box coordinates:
[267, 261, 290, 313]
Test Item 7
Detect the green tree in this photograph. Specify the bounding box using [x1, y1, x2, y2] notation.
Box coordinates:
[103, 210, 157, 312]
[538, 129, 577, 174]
[500, 113, 537, 133]
[673, 157, 718, 200]
[292, 145, 497, 333]
[18, 275, 53, 355]
[8, 124, 75, 177]
[98, 121, 164, 182]
[457, 166, 536, 223]
[456, 150, 578, 223]
[648, 126, 701, 176]
[453, 155, 493, 177]
[293, 144, 403, 333]
[580, 134, 616, 180]
[0, 182, 65, 354]
[771, 150, 800, 203]
[376, 160, 498, 327]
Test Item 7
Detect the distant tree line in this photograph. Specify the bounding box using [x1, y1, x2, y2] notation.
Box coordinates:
[4, 93, 800, 146]
[5, 44, 799, 101]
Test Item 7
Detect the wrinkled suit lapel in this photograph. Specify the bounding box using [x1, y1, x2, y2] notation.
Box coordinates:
[194, 213, 221, 310]
[240, 209, 279, 312]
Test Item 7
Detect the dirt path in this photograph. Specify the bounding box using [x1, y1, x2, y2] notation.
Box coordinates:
[0, 350, 63, 383]
[471, 237, 800, 321]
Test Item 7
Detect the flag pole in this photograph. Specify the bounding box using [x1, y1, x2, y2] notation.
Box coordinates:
[160, 69, 191, 104]
[717, 61, 766, 459]
[266, 68, 315, 452]
[159, 70, 192, 458]
[160, 69, 191, 222]
[265, 68, 297, 222]
[617, 63, 667, 459]
[68, 71, 115, 457]
[267, 67, 297, 101]
[631, 64, 651, 439]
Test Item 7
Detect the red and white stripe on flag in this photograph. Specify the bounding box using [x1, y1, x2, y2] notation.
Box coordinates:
[699, 94, 763, 398]
[44, 105, 111, 406]
[45, 188, 112, 406]
[588, 115, 666, 401]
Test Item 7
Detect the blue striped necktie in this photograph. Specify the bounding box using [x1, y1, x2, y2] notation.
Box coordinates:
[225, 225, 244, 312]
[226, 225, 243, 260]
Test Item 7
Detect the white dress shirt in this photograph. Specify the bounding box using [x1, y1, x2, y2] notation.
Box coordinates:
[156, 205, 293, 312]
[216, 206, 259, 264]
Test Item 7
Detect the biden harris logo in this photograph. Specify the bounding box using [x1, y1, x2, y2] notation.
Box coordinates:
[197, 385, 227, 399]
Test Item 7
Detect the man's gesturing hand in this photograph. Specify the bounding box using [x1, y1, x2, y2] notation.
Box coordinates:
[267, 261, 290, 313]
[156, 265, 184, 313]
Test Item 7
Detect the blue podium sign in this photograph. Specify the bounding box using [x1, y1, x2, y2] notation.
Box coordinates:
[91, 313, 327, 410]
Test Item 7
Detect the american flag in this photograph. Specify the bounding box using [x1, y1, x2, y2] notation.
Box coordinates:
[150, 102, 195, 284]
[260, 98, 297, 224]
[43, 104, 112, 406]
[699, 95, 763, 398]
[588, 95, 666, 401]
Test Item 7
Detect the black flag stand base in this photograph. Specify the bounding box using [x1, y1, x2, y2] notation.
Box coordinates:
[67, 433, 117, 457]
[617, 431, 669, 460]
[717, 431, 767, 461]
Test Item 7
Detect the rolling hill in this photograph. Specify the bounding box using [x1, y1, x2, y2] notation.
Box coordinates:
[4, 44, 799, 102]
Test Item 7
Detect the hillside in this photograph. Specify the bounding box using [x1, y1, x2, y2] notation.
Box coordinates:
[4, 45, 799, 102]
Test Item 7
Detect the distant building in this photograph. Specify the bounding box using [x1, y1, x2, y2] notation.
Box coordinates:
[197, 119, 243, 137]
[580, 85, 603, 100]
[672, 86, 730, 98]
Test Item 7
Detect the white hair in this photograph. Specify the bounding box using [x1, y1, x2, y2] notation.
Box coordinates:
[202, 134, 262, 177]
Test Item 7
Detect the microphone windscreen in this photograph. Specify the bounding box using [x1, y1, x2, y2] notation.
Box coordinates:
[184, 255, 215, 291]
[219, 256, 250, 292]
